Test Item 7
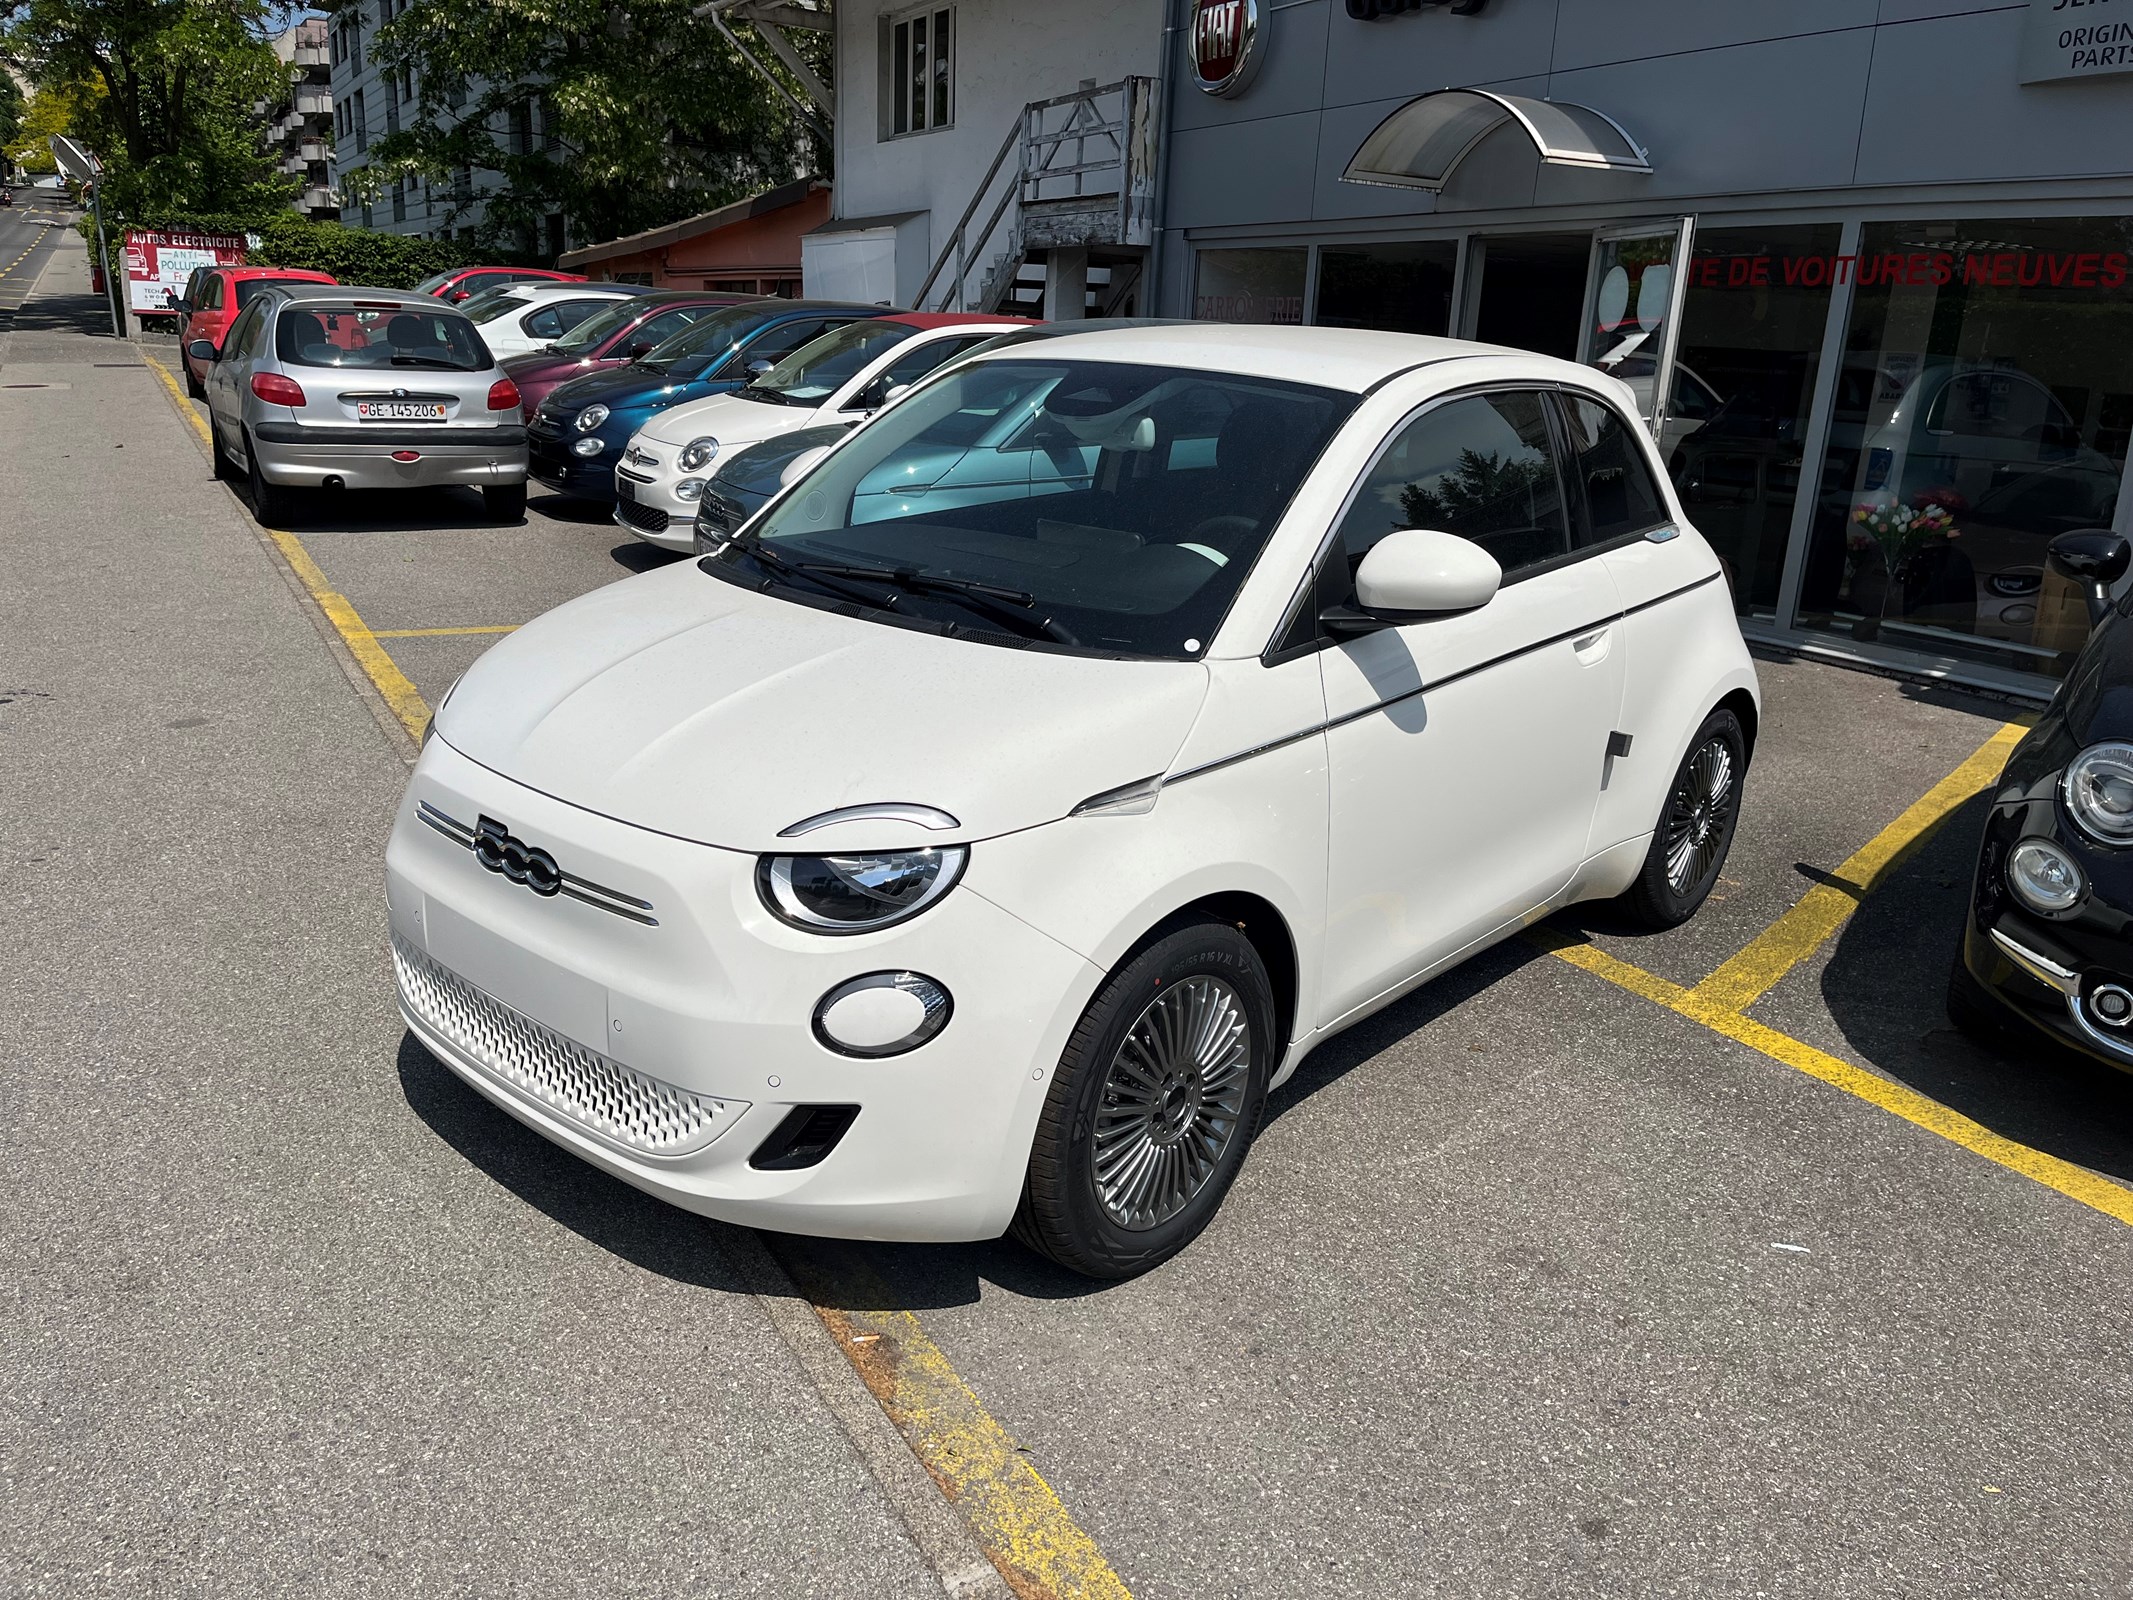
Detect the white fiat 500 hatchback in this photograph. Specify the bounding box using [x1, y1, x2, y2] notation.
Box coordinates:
[388, 326, 1758, 1278]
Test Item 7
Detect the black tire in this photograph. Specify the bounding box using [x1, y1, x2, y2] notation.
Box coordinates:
[209, 415, 236, 481]
[184, 361, 204, 400]
[245, 430, 291, 526]
[483, 482, 528, 523]
[1946, 944, 2019, 1050]
[1011, 920, 1275, 1279]
[1619, 708, 1748, 930]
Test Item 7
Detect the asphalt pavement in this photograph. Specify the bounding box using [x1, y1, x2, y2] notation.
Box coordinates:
[8, 225, 2133, 1599]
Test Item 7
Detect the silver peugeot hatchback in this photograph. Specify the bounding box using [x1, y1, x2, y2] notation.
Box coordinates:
[193, 284, 530, 525]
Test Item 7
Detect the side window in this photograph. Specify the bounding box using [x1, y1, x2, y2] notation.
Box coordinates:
[549, 298, 607, 333]
[725, 317, 843, 377]
[200, 274, 225, 312]
[631, 308, 699, 348]
[1559, 393, 1670, 545]
[224, 301, 267, 359]
[521, 306, 565, 339]
[1333, 390, 1570, 582]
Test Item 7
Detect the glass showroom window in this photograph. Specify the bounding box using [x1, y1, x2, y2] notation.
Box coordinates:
[1193, 248, 1306, 325]
[1667, 224, 1842, 619]
[1314, 240, 1458, 337]
[885, 6, 953, 136]
[1797, 217, 2133, 681]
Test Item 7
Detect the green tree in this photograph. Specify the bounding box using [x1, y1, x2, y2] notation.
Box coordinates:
[0, 70, 23, 157]
[4, 76, 99, 172]
[347, 0, 824, 254]
[4, 0, 295, 215]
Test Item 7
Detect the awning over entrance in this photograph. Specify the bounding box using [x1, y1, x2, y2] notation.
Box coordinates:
[1342, 89, 1651, 192]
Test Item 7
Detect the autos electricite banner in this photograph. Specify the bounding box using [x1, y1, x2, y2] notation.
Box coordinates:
[123, 230, 249, 315]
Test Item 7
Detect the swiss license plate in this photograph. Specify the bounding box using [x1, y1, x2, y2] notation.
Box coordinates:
[356, 400, 447, 421]
[617, 479, 635, 502]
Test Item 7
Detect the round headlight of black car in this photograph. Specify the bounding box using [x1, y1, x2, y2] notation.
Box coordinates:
[574, 403, 610, 433]
[2063, 741, 2133, 843]
[758, 848, 968, 934]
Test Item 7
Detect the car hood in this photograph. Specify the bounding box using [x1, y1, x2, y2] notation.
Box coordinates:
[503, 350, 617, 382]
[542, 361, 715, 415]
[638, 390, 816, 450]
[434, 559, 1211, 853]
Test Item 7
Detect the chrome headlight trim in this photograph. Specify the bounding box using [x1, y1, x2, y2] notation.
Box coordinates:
[2062, 741, 2133, 844]
[675, 478, 707, 502]
[2007, 836, 2086, 914]
[573, 403, 610, 432]
[678, 436, 720, 472]
[757, 847, 969, 935]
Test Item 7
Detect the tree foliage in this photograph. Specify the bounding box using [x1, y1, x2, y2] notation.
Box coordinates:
[0, 68, 23, 156]
[3, 0, 296, 215]
[5, 76, 101, 172]
[345, 0, 826, 251]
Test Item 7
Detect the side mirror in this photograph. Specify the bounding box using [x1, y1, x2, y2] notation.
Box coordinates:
[1324, 529, 1502, 634]
[747, 357, 775, 375]
[780, 446, 831, 487]
[172, 298, 194, 315]
[2048, 528, 2133, 628]
[186, 339, 218, 362]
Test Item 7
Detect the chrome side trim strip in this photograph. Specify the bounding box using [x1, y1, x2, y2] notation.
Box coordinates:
[1987, 924, 2078, 995]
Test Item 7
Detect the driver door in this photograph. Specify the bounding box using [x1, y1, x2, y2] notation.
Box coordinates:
[1316, 388, 1626, 1025]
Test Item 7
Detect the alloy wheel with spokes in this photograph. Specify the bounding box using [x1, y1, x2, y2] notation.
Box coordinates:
[1620, 706, 1748, 929]
[1093, 975, 1253, 1231]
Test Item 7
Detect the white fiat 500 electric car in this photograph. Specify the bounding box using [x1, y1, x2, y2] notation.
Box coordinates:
[613, 312, 1031, 552]
[388, 326, 1758, 1278]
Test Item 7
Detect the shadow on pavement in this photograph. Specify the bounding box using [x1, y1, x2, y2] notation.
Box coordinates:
[261, 484, 519, 533]
[1817, 790, 2133, 1185]
[395, 1032, 752, 1293]
[0, 289, 117, 337]
[610, 539, 684, 573]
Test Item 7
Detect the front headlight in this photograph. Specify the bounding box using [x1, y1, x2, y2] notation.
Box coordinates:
[758, 848, 968, 934]
[571, 436, 604, 458]
[679, 436, 719, 472]
[574, 403, 609, 432]
[2063, 741, 2133, 843]
[2007, 838, 2086, 913]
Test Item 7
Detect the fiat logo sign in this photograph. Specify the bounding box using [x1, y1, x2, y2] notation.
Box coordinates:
[1189, 0, 1264, 97]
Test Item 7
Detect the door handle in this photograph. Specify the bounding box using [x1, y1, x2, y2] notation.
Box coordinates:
[1572, 626, 1613, 667]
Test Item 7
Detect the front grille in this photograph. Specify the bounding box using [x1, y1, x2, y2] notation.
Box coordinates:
[615, 497, 671, 534]
[394, 935, 743, 1157]
[698, 490, 746, 534]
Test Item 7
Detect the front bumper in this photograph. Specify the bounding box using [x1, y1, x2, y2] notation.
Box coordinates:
[1959, 797, 2133, 1076]
[386, 736, 1101, 1240]
[528, 426, 620, 500]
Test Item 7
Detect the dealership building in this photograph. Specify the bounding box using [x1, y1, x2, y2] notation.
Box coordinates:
[792, 0, 2133, 697]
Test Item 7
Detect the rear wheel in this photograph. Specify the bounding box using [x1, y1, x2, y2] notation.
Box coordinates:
[1012, 921, 1275, 1279]
[483, 482, 527, 523]
[209, 415, 236, 481]
[244, 430, 291, 526]
[184, 361, 204, 400]
[1619, 708, 1747, 930]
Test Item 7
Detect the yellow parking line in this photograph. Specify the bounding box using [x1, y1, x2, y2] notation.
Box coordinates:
[1531, 926, 2133, 1228]
[1690, 722, 2029, 1012]
[370, 625, 520, 638]
[141, 349, 432, 742]
[815, 1297, 1135, 1600]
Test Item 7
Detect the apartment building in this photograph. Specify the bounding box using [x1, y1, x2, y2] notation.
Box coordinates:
[262, 17, 337, 219]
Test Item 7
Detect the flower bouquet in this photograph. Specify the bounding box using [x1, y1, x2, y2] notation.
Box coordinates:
[1846, 495, 1962, 640]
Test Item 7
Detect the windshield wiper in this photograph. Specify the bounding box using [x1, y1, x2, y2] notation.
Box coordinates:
[795, 561, 1080, 646]
[724, 537, 888, 610]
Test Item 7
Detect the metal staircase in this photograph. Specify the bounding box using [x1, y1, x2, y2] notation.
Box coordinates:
[914, 76, 1163, 317]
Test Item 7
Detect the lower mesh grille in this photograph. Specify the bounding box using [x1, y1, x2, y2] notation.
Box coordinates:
[393, 934, 742, 1157]
[615, 496, 671, 533]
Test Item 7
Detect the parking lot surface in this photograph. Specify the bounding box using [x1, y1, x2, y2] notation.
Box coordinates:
[10, 234, 2133, 1598]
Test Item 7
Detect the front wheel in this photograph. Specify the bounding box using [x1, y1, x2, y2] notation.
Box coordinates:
[1619, 708, 1747, 929]
[1012, 921, 1275, 1279]
[483, 482, 527, 523]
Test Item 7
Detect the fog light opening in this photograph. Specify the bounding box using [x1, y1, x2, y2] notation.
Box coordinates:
[571, 436, 604, 458]
[2090, 982, 2133, 1028]
[2006, 837, 2086, 914]
[812, 971, 952, 1058]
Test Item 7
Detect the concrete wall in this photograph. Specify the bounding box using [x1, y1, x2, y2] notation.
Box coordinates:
[833, 0, 1165, 303]
[1161, 0, 2133, 246]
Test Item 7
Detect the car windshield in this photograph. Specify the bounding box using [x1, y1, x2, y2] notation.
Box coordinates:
[411, 269, 459, 295]
[742, 321, 917, 406]
[639, 302, 793, 369]
[727, 359, 1355, 659]
[276, 303, 489, 371]
[547, 298, 652, 354]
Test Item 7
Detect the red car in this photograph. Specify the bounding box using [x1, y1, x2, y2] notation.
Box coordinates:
[414, 265, 587, 305]
[175, 265, 339, 397]
[499, 289, 757, 415]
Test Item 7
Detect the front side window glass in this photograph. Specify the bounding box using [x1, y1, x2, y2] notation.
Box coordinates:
[275, 305, 488, 370]
[549, 298, 646, 354]
[199, 274, 225, 311]
[745, 320, 916, 405]
[1335, 391, 1570, 580]
[638, 302, 798, 369]
[1561, 394, 1670, 544]
[226, 300, 268, 357]
[734, 359, 1355, 658]
[1797, 217, 2133, 680]
[719, 317, 848, 378]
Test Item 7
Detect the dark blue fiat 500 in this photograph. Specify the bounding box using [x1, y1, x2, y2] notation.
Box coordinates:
[528, 299, 892, 503]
